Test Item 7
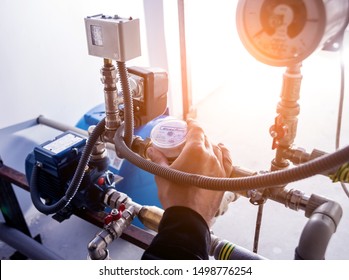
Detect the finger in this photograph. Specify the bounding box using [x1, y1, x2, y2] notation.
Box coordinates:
[217, 143, 230, 160]
[212, 144, 228, 178]
[186, 119, 205, 144]
[147, 147, 169, 167]
[213, 144, 223, 163]
[218, 143, 233, 176]
[185, 119, 214, 157]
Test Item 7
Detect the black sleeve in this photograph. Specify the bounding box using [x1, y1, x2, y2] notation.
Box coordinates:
[141, 206, 211, 260]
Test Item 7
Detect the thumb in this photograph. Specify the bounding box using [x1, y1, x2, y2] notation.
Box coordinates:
[147, 147, 169, 166]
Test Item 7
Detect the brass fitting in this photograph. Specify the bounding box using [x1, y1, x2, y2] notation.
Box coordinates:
[131, 136, 153, 159]
[138, 206, 164, 232]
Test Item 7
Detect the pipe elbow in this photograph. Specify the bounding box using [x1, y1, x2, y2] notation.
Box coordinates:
[296, 201, 343, 260]
[87, 233, 111, 260]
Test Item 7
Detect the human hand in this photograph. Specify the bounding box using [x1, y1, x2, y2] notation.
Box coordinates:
[147, 119, 233, 227]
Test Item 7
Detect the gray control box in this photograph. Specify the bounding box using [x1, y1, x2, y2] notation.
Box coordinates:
[85, 14, 141, 61]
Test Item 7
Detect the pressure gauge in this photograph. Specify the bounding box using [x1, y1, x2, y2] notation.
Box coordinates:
[236, 0, 349, 66]
[150, 119, 187, 160]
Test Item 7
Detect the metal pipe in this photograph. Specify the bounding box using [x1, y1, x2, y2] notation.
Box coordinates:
[0, 223, 63, 260]
[178, 0, 194, 120]
[37, 115, 115, 151]
[37, 115, 88, 136]
[101, 58, 121, 141]
[271, 64, 302, 169]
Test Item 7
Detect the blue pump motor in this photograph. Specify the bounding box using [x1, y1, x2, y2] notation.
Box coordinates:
[25, 106, 169, 226]
[76, 103, 168, 215]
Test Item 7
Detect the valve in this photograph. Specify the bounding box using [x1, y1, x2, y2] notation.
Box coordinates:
[104, 204, 126, 225]
[88, 203, 136, 260]
[270, 115, 288, 150]
[104, 208, 120, 225]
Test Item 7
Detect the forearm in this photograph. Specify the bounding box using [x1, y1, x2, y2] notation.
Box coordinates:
[141, 206, 211, 260]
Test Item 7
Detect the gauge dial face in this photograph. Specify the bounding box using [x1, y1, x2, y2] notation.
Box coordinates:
[150, 119, 187, 149]
[236, 0, 326, 66]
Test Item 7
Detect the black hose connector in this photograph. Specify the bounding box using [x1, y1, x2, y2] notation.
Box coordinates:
[30, 118, 106, 215]
[114, 123, 349, 192]
[116, 61, 134, 148]
[212, 239, 266, 260]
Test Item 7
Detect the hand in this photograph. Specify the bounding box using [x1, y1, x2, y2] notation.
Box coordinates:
[147, 119, 233, 227]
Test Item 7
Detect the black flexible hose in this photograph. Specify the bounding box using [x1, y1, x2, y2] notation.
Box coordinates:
[30, 118, 106, 214]
[117, 61, 134, 148]
[114, 123, 349, 192]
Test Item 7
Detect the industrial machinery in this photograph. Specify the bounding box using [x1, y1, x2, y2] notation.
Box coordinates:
[1, 1, 349, 260]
